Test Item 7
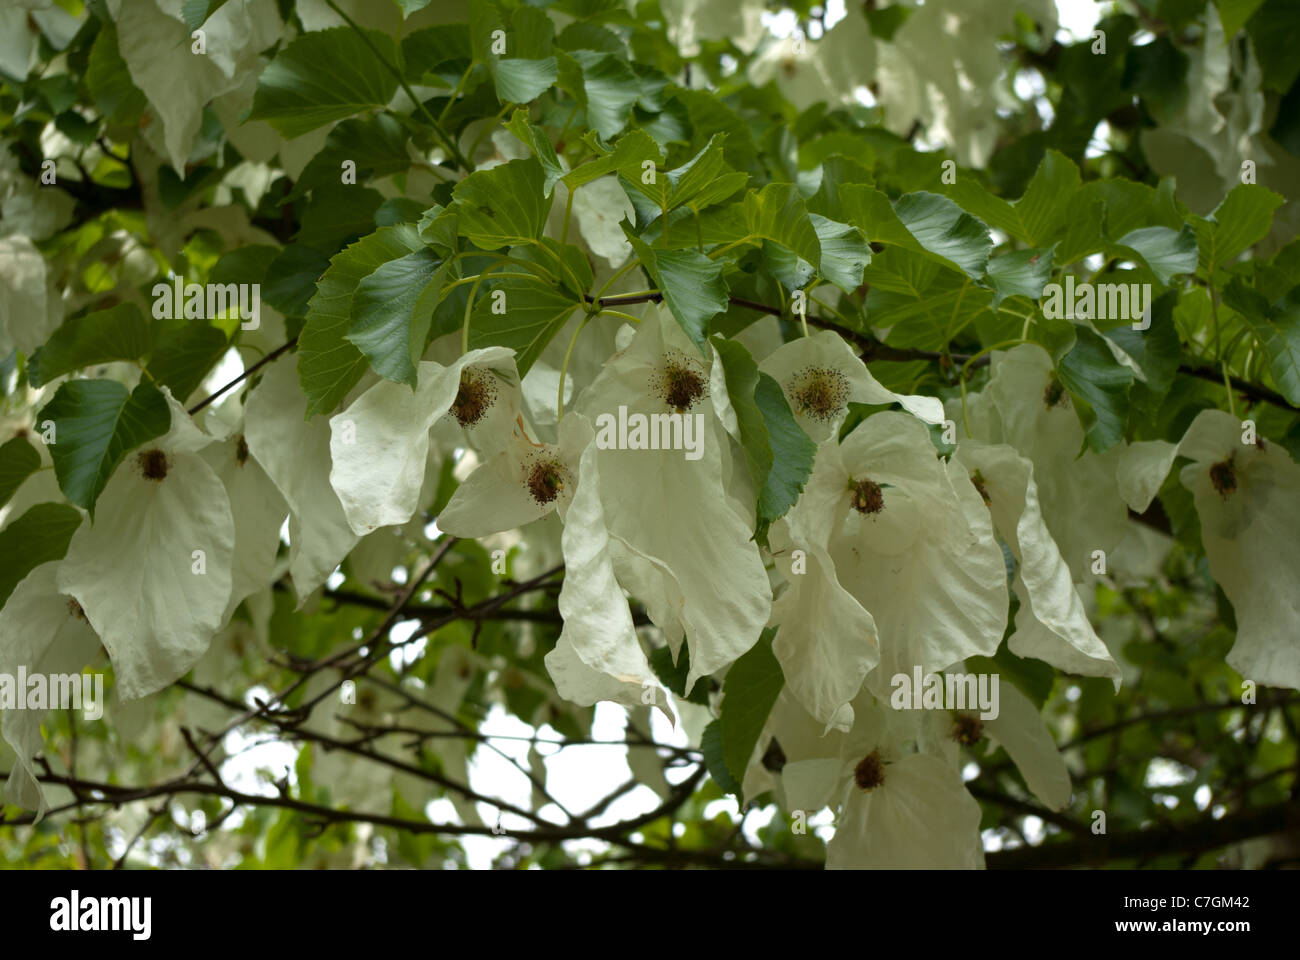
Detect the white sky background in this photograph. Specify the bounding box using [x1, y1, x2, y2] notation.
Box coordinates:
[203, 0, 1110, 870]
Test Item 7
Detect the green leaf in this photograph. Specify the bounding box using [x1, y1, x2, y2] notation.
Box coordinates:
[1193, 185, 1285, 279]
[948, 149, 1081, 248]
[1224, 279, 1300, 406]
[211, 245, 276, 287]
[556, 49, 639, 140]
[737, 184, 822, 288]
[892, 192, 992, 279]
[451, 158, 551, 249]
[626, 235, 727, 355]
[37, 380, 171, 514]
[466, 278, 581, 378]
[985, 246, 1054, 309]
[1056, 327, 1134, 453]
[811, 214, 871, 294]
[287, 115, 413, 202]
[297, 186, 385, 256]
[0, 437, 41, 509]
[504, 109, 566, 194]
[262, 244, 331, 316]
[347, 248, 443, 386]
[299, 224, 424, 417]
[562, 128, 662, 191]
[249, 28, 400, 139]
[144, 322, 229, 400]
[1247, 0, 1300, 92]
[1104, 289, 1181, 397]
[0, 503, 83, 609]
[648, 644, 710, 705]
[754, 373, 817, 523]
[401, 24, 473, 84]
[181, 0, 231, 30]
[1218, 0, 1266, 39]
[493, 58, 558, 104]
[28, 303, 152, 386]
[718, 629, 784, 800]
[967, 642, 1056, 711]
[863, 248, 992, 349]
[701, 720, 742, 796]
[1112, 225, 1198, 285]
[841, 186, 991, 278]
[713, 339, 817, 542]
[86, 25, 146, 125]
[632, 134, 747, 220]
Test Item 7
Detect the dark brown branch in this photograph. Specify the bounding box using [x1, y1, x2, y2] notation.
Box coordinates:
[986, 800, 1300, 869]
[188, 336, 299, 414]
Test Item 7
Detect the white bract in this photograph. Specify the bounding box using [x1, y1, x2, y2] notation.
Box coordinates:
[759, 329, 944, 443]
[329, 347, 519, 536]
[975, 344, 1129, 581]
[57, 389, 235, 700]
[1177, 410, 1300, 690]
[954, 440, 1120, 687]
[244, 358, 357, 603]
[0, 562, 102, 815]
[573, 308, 772, 691]
[821, 412, 1007, 691]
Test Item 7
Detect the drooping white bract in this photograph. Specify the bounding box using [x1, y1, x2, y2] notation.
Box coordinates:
[0, 234, 59, 357]
[107, 0, 281, 174]
[200, 420, 289, 624]
[918, 676, 1073, 813]
[0, 562, 101, 815]
[57, 389, 236, 700]
[977, 344, 1129, 581]
[768, 441, 879, 734]
[954, 441, 1120, 688]
[1177, 409, 1300, 690]
[329, 347, 519, 536]
[1116, 439, 1180, 514]
[573, 307, 772, 691]
[748, 687, 844, 810]
[244, 357, 357, 603]
[787, 697, 985, 869]
[544, 415, 672, 722]
[821, 412, 1007, 692]
[759, 329, 944, 443]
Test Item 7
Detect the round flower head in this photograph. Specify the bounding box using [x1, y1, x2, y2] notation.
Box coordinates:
[649, 349, 709, 412]
[450, 366, 500, 428]
[436, 414, 588, 539]
[788, 366, 851, 423]
[759, 329, 943, 442]
[138, 448, 169, 481]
